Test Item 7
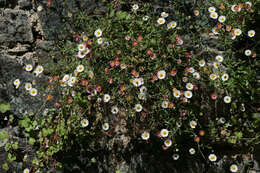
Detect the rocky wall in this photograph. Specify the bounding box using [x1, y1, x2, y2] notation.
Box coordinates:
[0, 0, 259, 173]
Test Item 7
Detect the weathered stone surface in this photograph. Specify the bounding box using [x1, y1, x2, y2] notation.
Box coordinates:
[0, 53, 47, 119]
[18, 0, 32, 10]
[0, 9, 33, 44]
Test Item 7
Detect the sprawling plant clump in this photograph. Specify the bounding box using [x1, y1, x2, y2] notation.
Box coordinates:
[2, 0, 259, 172]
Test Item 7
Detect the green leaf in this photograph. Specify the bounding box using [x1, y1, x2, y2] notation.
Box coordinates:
[110, 9, 115, 18]
[0, 130, 9, 141]
[116, 11, 131, 20]
[0, 103, 10, 113]
[9, 115, 14, 123]
[29, 138, 36, 145]
[227, 137, 237, 144]
[234, 132, 243, 139]
[2, 163, 9, 171]
[42, 128, 48, 137]
[7, 153, 16, 162]
[91, 157, 96, 163]
[12, 142, 18, 150]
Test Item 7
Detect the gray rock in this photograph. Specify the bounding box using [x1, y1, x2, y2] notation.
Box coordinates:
[18, 0, 32, 10]
[0, 53, 48, 119]
[0, 9, 33, 45]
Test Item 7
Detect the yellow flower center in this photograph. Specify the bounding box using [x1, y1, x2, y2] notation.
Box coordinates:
[210, 156, 215, 160]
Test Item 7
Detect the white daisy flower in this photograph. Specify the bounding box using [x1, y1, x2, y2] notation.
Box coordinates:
[245, 2, 252, 7]
[184, 91, 192, 98]
[69, 76, 77, 84]
[102, 123, 109, 131]
[183, 77, 188, 83]
[231, 5, 236, 12]
[230, 164, 238, 172]
[157, 18, 165, 25]
[189, 148, 196, 155]
[190, 120, 197, 129]
[35, 65, 44, 75]
[210, 74, 217, 80]
[25, 83, 32, 91]
[132, 4, 139, 10]
[111, 106, 119, 114]
[164, 139, 172, 147]
[37, 5, 43, 12]
[103, 94, 111, 103]
[141, 131, 150, 140]
[172, 154, 180, 160]
[173, 90, 181, 98]
[160, 129, 169, 137]
[216, 55, 224, 62]
[221, 73, 229, 81]
[135, 104, 143, 112]
[208, 7, 216, 13]
[13, 79, 21, 88]
[212, 27, 219, 35]
[245, 49, 252, 56]
[161, 101, 168, 108]
[82, 35, 88, 41]
[97, 38, 104, 45]
[81, 119, 89, 127]
[23, 168, 30, 173]
[78, 44, 86, 51]
[218, 16, 226, 23]
[120, 63, 127, 70]
[76, 65, 84, 72]
[29, 88, 37, 96]
[208, 154, 217, 162]
[194, 10, 199, 16]
[189, 67, 195, 73]
[167, 21, 177, 29]
[199, 59, 206, 67]
[161, 12, 169, 18]
[231, 5, 241, 12]
[234, 28, 242, 36]
[140, 86, 147, 93]
[157, 70, 166, 79]
[133, 78, 142, 87]
[142, 15, 149, 21]
[62, 74, 70, 82]
[224, 96, 231, 103]
[94, 29, 102, 37]
[193, 72, 200, 80]
[138, 93, 146, 100]
[186, 83, 193, 90]
[78, 51, 86, 59]
[248, 30, 255, 37]
[210, 12, 218, 19]
[25, 64, 33, 72]
[213, 62, 220, 69]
